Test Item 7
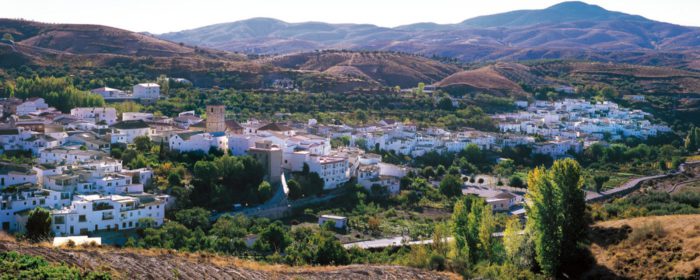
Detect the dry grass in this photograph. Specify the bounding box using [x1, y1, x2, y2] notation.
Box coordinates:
[0, 236, 458, 280]
[588, 215, 700, 279]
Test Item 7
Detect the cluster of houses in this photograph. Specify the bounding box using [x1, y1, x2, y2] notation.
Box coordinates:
[0, 149, 169, 236]
[0, 92, 673, 237]
[493, 99, 672, 158]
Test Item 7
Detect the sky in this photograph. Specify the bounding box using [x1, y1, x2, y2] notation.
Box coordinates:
[3, 0, 700, 34]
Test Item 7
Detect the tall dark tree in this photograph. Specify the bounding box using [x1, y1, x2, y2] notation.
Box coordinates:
[26, 208, 52, 242]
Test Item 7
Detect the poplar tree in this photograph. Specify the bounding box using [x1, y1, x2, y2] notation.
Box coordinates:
[550, 158, 587, 265]
[525, 167, 562, 276]
[478, 203, 495, 260]
[451, 197, 471, 260]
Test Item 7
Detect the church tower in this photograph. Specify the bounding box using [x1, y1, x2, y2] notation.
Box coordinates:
[206, 103, 226, 132]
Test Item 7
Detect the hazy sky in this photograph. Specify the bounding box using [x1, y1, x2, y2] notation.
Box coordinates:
[3, 0, 699, 33]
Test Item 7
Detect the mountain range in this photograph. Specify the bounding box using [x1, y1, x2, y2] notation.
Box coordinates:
[158, 1, 700, 67]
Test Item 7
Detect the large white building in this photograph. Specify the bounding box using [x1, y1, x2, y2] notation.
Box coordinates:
[169, 131, 228, 153]
[50, 194, 165, 236]
[1, 187, 71, 232]
[133, 83, 160, 100]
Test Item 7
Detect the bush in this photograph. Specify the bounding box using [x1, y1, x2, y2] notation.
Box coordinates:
[627, 222, 666, 245]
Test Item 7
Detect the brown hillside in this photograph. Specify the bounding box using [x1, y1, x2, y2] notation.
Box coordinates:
[587, 215, 700, 279]
[0, 238, 457, 280]
[530, 61, 700, 95]
[436, 63, 527, 97]
[263, 51, 460, 88]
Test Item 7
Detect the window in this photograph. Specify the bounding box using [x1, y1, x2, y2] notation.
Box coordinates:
[79, 215, 86, 222]
[54, 216, 65, 225]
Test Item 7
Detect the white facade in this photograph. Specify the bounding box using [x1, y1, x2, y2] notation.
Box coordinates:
[16, 98, 49, 116]
[70, 107, 118, 125]
[51, 194, 165, 236]
[169, 132, 228, 153]
[133, 83, 160, 100]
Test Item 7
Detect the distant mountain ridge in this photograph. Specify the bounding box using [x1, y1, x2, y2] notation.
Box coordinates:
[158, 1, 700, 67]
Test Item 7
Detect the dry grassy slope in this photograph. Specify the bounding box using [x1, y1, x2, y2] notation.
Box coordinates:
[263, 51, 460, 88]
[530, 61, 700, 95]
[436, 63, 528, 97]
[0, 239, 457, 280]
[587, 215, 700, 279]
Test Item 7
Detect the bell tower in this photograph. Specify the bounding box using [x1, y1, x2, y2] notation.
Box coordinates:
[206, 103, 225, 132]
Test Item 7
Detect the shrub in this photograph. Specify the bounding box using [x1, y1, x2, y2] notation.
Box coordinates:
[627, 221, 666, 245]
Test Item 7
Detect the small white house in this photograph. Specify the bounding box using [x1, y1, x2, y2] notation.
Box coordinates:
[110, 120, 151, 144]
[318, 214, 347, 229]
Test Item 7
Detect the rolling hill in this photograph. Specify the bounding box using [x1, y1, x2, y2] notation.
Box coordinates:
[158, 1, 700, 67]
[0, 19, 462, 90]
[263, 51, 460, 87]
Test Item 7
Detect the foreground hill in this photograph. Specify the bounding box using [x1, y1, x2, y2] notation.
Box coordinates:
[158, 2, 700, 67]
[0, 238, 456, 280]
[587, 215, 700, 279]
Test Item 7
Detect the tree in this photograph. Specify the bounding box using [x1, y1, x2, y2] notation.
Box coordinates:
[190, 161, 219, 207]
[287, 179, 303, 200]
[525, 167, 562, 276]
[451, 196, 472, 260]
[685, 127, 699, 152]
[439, 174, 462, 197]
[422, 166, 436, 179]
[551, 159, 587, 269]
[431, 222, 450, 257]
[504, 217, 524, 266]
[478, 204, 495, 260]
[494, 159, 516, 178]
[174, 207, 210, 231]
[133, 136, 152, 152]
[257, 181, 273, 202]
[593, 175, 609, 193]
[509, 176, 524, 188]
[436, 164, 446, 177]
[437, 97, 454, 110]
[254, 221, 291, 252]
[26, 208, 52, 242]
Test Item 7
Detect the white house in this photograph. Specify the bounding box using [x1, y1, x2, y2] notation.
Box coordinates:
[1, 187, 71, 232]
[133, 83, 160, 100]
[16, 98, 49, 116]
[110, 120, 151, 144]
[0, 163, 37, 189]
[39, 147, 106, 165]
[318, 214, 347, 229]
[90, 87, 129, 100]
[70, 107, 118, 125]
[169, 132, 228, 153]
[50, 194, 166, 236]
[122, 112, 154, 122]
